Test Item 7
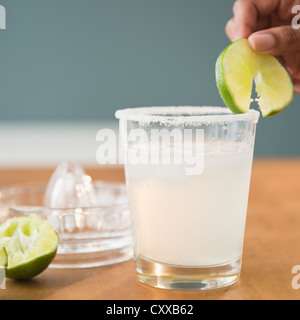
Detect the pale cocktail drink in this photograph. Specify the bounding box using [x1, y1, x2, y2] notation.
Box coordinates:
[116, 106, 259, 290]
[126, 149, 253, 267]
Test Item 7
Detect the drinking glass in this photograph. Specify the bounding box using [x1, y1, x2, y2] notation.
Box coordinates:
[116, 106, 259, 290]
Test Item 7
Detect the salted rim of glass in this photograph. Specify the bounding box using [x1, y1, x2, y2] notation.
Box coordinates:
[115, 106, 260, 125]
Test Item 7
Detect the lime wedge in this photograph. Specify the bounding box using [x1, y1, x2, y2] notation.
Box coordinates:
[0, 214, 59, 280]
[216, 38, 294, 117]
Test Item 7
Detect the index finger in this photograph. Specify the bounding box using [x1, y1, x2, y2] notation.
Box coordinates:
[231, 0, 258, 40]
[230, 0, 280, 40]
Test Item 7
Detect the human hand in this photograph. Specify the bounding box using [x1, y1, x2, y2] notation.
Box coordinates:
[226, 0, 300, 93]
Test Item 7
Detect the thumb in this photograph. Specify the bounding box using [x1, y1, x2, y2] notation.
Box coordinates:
[248, 26, 300, 55]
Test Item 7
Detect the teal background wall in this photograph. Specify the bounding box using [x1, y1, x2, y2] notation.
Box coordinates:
[0, 0, 299, 156]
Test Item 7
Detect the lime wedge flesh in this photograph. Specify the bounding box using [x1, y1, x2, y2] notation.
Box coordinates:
[0, 214, 59, 280]
[216, 38, 294, 117]
[0, 247, 7, 268]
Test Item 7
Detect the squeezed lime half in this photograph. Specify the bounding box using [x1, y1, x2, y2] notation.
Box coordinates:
[0, 214, 59, 280]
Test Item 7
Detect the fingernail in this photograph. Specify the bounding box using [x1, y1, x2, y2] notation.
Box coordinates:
[249, 33, 276, 52]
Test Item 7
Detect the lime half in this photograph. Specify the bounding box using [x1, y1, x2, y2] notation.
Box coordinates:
[216, 38, 294, 117]
[0, 214, 59, 280]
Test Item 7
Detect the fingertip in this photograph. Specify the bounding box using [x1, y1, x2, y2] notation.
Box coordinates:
[238, 25, 253, 40]
[230, 23, 253, 42]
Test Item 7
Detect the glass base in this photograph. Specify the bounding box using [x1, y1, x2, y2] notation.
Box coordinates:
[135, 256, 241, 290]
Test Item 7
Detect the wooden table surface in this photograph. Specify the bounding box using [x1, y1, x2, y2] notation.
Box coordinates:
[0, 158, 300, 300]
